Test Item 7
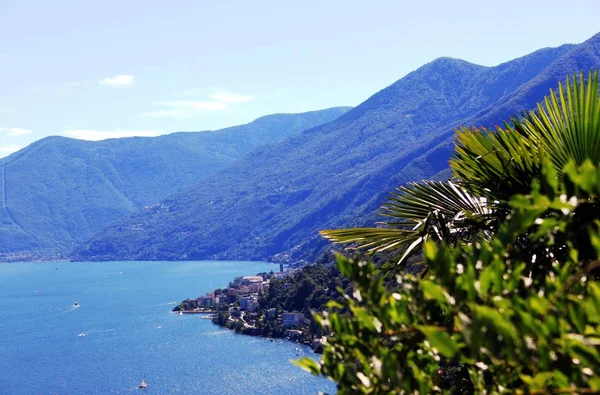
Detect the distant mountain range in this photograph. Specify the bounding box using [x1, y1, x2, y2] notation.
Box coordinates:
[72, 32, 600, 263]
[0, 107, 350, 260]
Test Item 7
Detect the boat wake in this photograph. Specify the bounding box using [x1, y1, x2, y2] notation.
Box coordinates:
[76, 328, 118, 337]
[2, 304, 81, 321]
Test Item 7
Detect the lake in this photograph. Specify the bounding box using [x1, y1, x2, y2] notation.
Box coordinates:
[0, 260, 335, 395]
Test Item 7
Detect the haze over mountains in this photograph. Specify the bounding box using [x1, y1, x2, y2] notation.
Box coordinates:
[0, 107, 349, 260]
[71, 32, 600, 263]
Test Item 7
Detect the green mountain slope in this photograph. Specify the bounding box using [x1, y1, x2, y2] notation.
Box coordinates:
[0, 107, 350, 260]
[74, 34, 600, 263]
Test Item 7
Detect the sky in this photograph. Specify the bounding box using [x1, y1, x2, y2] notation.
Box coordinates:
[1, 0, 600, 157]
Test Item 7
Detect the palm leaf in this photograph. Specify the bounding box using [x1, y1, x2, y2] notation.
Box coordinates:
[520, 71, 600, 174]
[450, 71, 600, 201]
[383, 180, 494, 224]
[319, 227, 421, 254]
[320, 181, 497, 263]
[450, 124, 543, 201]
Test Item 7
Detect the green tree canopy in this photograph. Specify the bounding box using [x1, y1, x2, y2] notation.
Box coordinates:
[297, 160, 600, 395]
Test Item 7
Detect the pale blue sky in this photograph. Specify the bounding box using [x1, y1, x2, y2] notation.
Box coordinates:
[1, 0, 599, 156]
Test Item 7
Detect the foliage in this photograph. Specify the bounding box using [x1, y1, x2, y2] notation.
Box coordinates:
[295, 161, 600, 394]
[452, 72, 600, 200]
[212, 263, 351, 341]
[321, 181, 497, 267]
[321, 71, 600, 268]
[260, 264, 350, 314]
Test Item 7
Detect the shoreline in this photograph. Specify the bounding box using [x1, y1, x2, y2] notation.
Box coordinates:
[172, 265, 336, 354]
[173, 306, 317, 348]
[211, 313, 323, 352]
[172, 309, 215, 315]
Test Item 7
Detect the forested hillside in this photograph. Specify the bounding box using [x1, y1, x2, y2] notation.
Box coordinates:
[75, 33, 600, 263]
[0, 107, 349, 260]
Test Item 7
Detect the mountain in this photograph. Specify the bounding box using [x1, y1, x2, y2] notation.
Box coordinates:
[74, 33, 600, 263]
[0, 107, 350, 260]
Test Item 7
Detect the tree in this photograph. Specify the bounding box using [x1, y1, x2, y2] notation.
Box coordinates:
[296, 159, 600, 395]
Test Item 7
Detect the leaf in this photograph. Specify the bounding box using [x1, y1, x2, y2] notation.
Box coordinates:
[567, 302, 586, 333]
[420, 280, 450, 305]
[478, 265, 494, 297]
[423, 240, 437, 261]
[565, 337, 600, 366]
[291, 357, 321, 376]
[321, 180, 498, 265]
[589, 377, 600, 390]
[416, 325, 458, 358]
[520, 372, 553, 389]
[471, 305, 518, 343]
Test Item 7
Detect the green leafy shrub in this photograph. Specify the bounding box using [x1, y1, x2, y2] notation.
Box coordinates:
[295, 161, 600, 394]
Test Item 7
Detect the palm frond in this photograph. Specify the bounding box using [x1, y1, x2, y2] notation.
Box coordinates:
[451, 71, 600, 201]
[520, 71, 600, 173]
[319, 227, 421, 254]
[320, 181, 498, 264]
[383, 180, 494, 224]
[450, 124, 543, 201]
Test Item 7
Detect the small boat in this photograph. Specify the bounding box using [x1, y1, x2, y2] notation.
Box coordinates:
[78, 333, 85, 337]
[138, 378, 147, 390]
[73, 302, 80, 308]
[179, 310, 183, 316]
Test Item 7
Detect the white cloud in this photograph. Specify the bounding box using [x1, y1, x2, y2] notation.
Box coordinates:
[209, 92, 253, 104]
[139, 109, 183, 118]
[0, 127, 33, 136]
[0, 145, 22, 157]
[65, 129, 161, 141]
[101, 74, 135, 88]
[161, 100, 228, 111]
[141, 91, 254, 118]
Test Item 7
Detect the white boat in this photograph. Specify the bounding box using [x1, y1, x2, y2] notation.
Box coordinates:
[77, 333, 85, 337]
[73, 302, 80, 308]
[179, 310, 183, 316]
[138, 378, 147, 390]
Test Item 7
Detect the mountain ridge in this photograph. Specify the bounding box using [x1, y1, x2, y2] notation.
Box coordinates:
[0, 107, 350, 261]
[71, 35, 599, 263]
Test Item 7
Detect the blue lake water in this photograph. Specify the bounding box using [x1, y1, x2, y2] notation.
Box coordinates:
[0, 260, 335, 395]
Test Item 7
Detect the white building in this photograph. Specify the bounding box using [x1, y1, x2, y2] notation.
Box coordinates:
[240, 295, 258, 311]
[282, 312, 305, 328]
[241, 276, 263, 285]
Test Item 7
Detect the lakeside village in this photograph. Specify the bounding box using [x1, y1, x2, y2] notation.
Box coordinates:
[173, 262, 331, 353]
